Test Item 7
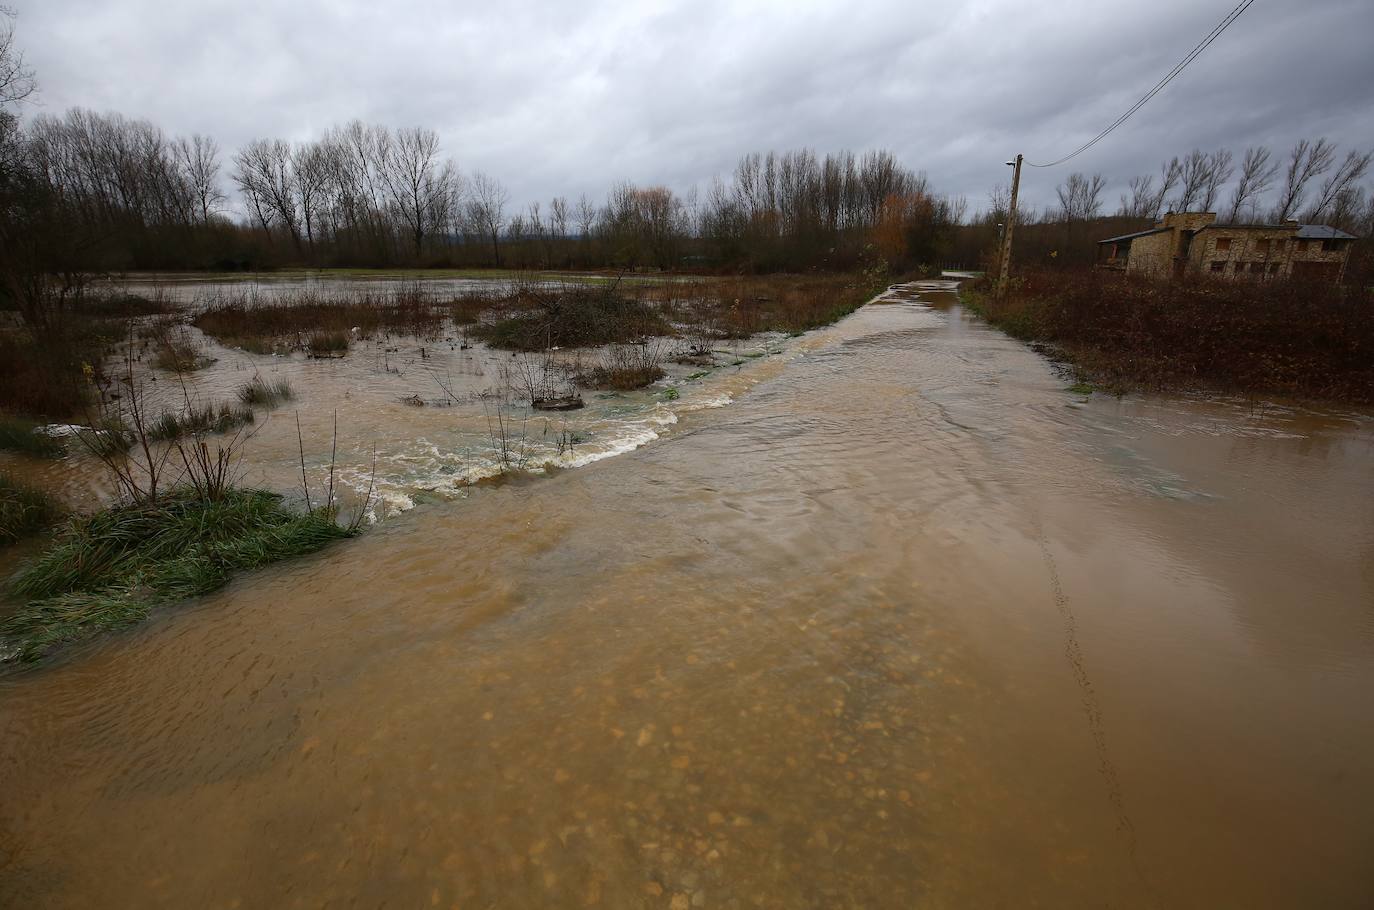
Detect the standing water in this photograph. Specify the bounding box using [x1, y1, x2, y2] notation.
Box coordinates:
[1, 281, 1371, 908]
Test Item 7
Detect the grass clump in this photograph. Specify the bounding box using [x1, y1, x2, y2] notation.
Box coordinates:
[1, 488, 354, 662]
[192, 284, 445, 350]
[153, 334, 212, 372]
[237, 376, 295, 408]
[308, 331, 349, 357]
[148, 403, 255, 442]
[0, 416, 66, 457]
[0, 474, 61, 545]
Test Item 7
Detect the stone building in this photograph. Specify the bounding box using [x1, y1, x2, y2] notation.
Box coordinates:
[1096, 212, 1356, 281]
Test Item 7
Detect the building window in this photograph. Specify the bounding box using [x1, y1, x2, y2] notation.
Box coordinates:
[1250, 262, 1265, 274]
[1322, 239, 1342, 252]
[1297, 240, 1309, 253]
[1215, 237, 1231, 252]
[1210, 261, 1225, 272]
[1255, 238, 1271, 254]
[1267, 263, 1280, 275]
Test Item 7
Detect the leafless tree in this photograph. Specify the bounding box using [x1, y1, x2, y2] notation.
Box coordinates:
[1226, 146, 1278, 222]
[380, 126, 460, 259]
[172, 134, 225, 223]
[1199, 149, 1234, 211]
[1055, 172, 1106, 222]
[1118, 174, 1155, 219]
[1151, 157, 1182, 219]
[233, 138, 300, 248]
[0, 6, 36, 106]
[1274, 138, 1335, 221]
[465, 171, 508, 266]
[1304, 148, 1372, 222]
[1173, 149, 1212, 211]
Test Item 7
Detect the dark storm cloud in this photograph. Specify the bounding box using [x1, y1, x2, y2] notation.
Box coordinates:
[13, 0, 1374, 214]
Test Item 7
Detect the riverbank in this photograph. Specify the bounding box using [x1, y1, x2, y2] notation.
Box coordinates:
[962, 270, 1374, 404]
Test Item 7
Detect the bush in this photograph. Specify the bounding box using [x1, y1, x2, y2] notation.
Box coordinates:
[576, 343, 667, 390]
[967, 269, 1374, 402]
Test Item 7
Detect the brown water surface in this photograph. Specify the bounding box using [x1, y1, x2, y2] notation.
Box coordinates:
[2, 281, 1372, 908]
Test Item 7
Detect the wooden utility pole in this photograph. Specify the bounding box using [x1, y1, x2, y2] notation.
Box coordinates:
[996, 153, 1023, 298]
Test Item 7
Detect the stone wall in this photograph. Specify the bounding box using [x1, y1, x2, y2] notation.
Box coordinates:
[1125, 232, 1174, 279]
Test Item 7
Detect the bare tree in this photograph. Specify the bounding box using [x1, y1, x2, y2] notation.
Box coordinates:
[1226, 146, 1278, 222]
[1055, 172, 1106, 222]
[1174, 149, 1212, 211]
[1151, 157, 1183, 219]
[172, 134, 225, 223]
[0, 6, 36, 106]
[1199, 149, 1234, 211]
[1304, 148, 1372, 222]
[380, 126, 460, 259]
[465, 171, 508, 267]
[1118, 174, 1155, 219]
[233, 139, 300, 249]
[1274, 138, 1335, 221]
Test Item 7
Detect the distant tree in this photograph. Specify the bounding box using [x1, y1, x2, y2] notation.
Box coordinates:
[1226, 146, 1278, 222]
[1274, 138, 1335, 221]
[1056, 172, 1106, 222]
[1304, 148, 1372, 223]
[381, 126, 460, 259]
[1118, 174, 1155, 219]
[172, 134, 225, 224]
[234, 139, 301, 249]
[1199, 149, 1234, 212]
[465, 171, 508, 266]
[0, 6, 36, 106]
[1151, 157, 1182, 219]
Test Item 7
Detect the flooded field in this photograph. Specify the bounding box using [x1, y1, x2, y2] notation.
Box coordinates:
[2, 280, 1372, 908]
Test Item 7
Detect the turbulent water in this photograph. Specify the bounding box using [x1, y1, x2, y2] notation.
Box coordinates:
[2, 280, 1372, 908]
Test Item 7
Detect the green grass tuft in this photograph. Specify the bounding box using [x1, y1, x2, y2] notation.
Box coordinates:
[0, 474, 62, 545]
[2, 488, 354, 662]
[237, 376, 295, 408]
[148, 403, 255, 442]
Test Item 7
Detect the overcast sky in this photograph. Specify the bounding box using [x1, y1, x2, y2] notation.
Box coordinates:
[12, 0, 1374, 216]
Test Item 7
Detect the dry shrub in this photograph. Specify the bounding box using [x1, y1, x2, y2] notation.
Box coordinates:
[971, 268, 1374, 402]
[193, 283, 445, 349]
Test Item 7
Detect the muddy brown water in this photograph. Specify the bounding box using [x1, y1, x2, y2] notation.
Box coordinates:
[2, 281, 1372, 908]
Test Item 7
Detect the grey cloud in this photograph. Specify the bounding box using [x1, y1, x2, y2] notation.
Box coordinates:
[14, 0, 1374, 215]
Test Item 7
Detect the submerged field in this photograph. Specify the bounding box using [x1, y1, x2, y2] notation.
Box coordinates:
[0, 270, 885, 660]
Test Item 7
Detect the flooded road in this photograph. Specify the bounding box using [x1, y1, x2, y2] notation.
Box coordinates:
[2, 281, 1372, 908]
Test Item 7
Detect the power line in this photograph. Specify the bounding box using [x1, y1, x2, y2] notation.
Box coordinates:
[1027, 0, 1256, 168]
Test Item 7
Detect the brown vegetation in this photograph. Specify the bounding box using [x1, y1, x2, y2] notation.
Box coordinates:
[192, 284, 447, 351]
[965, 269, 1374, 403]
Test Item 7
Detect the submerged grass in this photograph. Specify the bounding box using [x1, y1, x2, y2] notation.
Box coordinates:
[0, 474, 61, 545]
[192, 285, 446, 349]
[148, 403, 255, 442]
[237, 376, 295, 408]
[1, 488, 354, 662]
[0, 416, 66, 457]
